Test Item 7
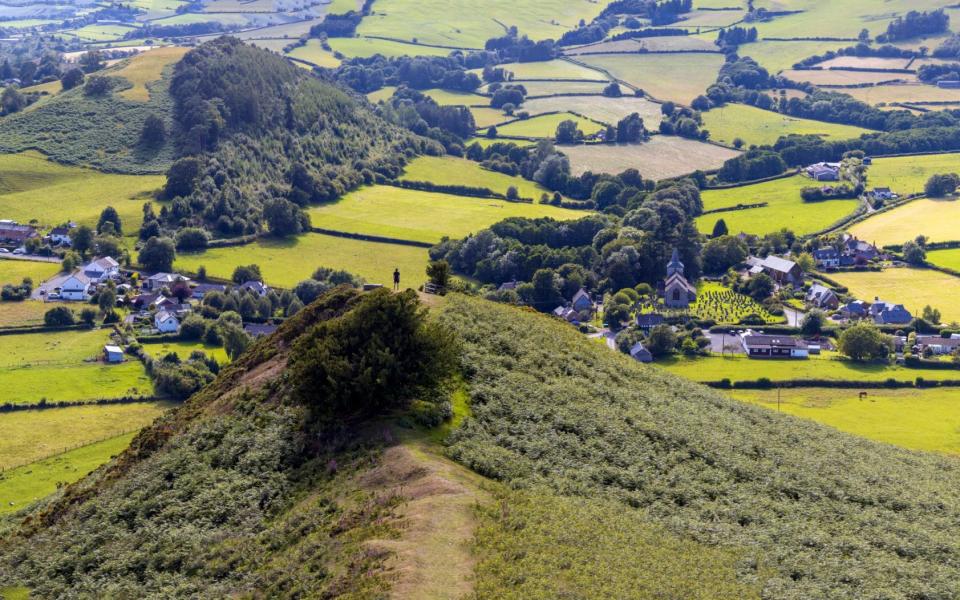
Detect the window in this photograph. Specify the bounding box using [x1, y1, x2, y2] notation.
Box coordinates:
[672, 289, 680, 301]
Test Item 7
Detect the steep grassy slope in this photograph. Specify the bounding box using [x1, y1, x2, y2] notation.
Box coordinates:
[438, 296, 960, 599]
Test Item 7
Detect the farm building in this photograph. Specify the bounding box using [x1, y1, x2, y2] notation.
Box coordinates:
[190, 282, 227, 299]
[741, 331, 809, 359]
[629, 342, 653, 363]
[867, 187, 896, 202]
[244, 323, 278, 337]
[663, 249, 697, 309]
[552, 306, 580, 323]
[870, 300, 912, 325]
[806, 283, 839, 310]
[805, 162, 840, 181]
[497, 281, 518, 292]
[103, 345, 124, 363]
[154, 310, 180, 333]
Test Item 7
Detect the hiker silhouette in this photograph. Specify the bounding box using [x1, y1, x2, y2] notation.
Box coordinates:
[393, 268, 400, 290]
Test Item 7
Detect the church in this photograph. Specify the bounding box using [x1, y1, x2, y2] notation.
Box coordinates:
[662, 248, 696, 309]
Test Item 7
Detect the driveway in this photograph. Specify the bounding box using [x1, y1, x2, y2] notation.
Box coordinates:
[707, 331, 744, 355]
[783, 306, 804, 327]
[33, 271, 74, 300]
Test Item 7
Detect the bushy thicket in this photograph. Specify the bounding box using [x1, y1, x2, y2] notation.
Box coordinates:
[441, 295, 960, 599]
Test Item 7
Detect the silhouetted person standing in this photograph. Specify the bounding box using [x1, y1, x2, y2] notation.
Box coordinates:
[393, 268, 400, 291]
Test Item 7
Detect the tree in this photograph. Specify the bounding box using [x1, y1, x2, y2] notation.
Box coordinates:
[732, 137, 745, 149]
[801, 309, 825, 336]
[98, 288, 117, 314]
[747, 273, 775, 301]
[232, 264, 262, 284]
[44, 306, 75, 326]
[263, 198, 309, 237]
[0, 86, 24, 116]
[140, 114, 166, 145]
[94, 235, 121, 259]
[98, 206, 122, 235]
[60, 68, 84, 90]
[711, 219, 728, 238]
[79, 307, 97, 325]
[555, 120, 583, 144]
[138, 237, 176, 272]
[922, 305, 942, 325]
[506, 186, 519, 201]
[924, 173, 960, 197]
[71, 225, 94, 257]
[838, 323, 892, 361]
[646, 324, 677, 357]
[602, 82, 622, 97]
[795, 252, 816, 273]
[180, 314, 207, 340]
[701, 235, 747, 274]
[528, 268, 562, 311]
[426, 260, 450, 289]
[79, 50, 103, 73]
[164, 157, 202, 198]
[605, 303, 630, 328]
[175, 227, 209, 251]
[83, 75, 112, 96]
[61, 250, 81, 272]
[902, 239, 927, 265]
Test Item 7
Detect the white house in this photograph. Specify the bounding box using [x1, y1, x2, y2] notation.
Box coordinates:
[144, 272, 189, 291]
[239, 280, 269, 297]
[83, 256, 120, 282]
[154, 310, 180, 333]
[60, 272, 92, 301]
[49, 226, 72, 246]
[104, 345, 124, 363]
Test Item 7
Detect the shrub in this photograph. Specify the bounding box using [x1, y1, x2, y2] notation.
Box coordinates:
[43, 306, 75, 326]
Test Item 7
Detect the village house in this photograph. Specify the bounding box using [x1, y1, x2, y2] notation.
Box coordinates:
[60, 272, 92, 301]
[239, 280, 270, 297]
[915, 335, 960, 356]
[843, 236, 881, 262]
[552, 306, 580, 323]
[805, 162, 840, 182]
[812, 247, 840, 269]
[155, 296, 192, 316]
[132, 291, 161, 310]
[741, 331, 809, 359]
[571, 288, 594, 313]
[83, 256, 120, 283]
[867, 187, 896, 202]
[636, 313, 665, 331]
[144, 272, 190, 291]
[870, 300, 912, 325]
[0, 220, 37, 245]
[154, 310, 180, 333]
[244, 323, 278, 337]
[662, 249, 697, 309]
[48, 226, 72, 246]
[806, 283, 840, 310]
[751, 255, 803, 287]
[104, 345, 124, 363]
[190, 282, 227, 299]
[840, 300, 870, 320]
[629, 342, 653, 363]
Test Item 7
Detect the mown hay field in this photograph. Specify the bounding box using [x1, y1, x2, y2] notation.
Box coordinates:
[422, 88, 488, 107]
[562, 137, 739, 180]
[327, 36, 455, 58]
[401, 155, 556, 200]
[174, 233, 430, 288]
[493, 112, 603, 139]
[67, 24, 138, 41]
[782, 69, 915, 86]
[830, 268, 960, 323]
[843, 83, 960, 105]
[816, 56, 912, 70]
[736, 40, 854, 73]
[575, 53, 726, 104]
[0, 433, 136, 515]
[520, 95, 664, 127]
[701, 103, 873, 147]
[750, 0, 952, 40]
[486, 80, 610, 96]
[309, 185, 581, 244]
[867, 153, 960, 197]
[0, 259, 59, 287]
[470, 107, 511, 128]
[728, 387, 960, 456]
[850, 199, 960, 247]
[0, 401, 169, 470]
[697, 174, 859, 236]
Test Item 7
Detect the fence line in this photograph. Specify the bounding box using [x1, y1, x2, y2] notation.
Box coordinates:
[0, 428, 144, 474]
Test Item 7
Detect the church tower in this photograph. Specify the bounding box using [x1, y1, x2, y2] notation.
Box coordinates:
[666, 248, 684, 278]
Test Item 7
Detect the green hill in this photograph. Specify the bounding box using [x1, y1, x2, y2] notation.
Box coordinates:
[3, 290, 960, 597]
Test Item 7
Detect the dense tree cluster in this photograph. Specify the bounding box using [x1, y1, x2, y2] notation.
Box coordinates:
[876, 9, 949, 43]
[335, 54, 482, 94]
[659, 102, 708, 139]
[484, 28, 559, 62]
[715, 26, 758, 49]
[917, 62, 960, 84]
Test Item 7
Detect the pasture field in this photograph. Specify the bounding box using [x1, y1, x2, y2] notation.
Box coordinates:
[564, 40, 644, 55]
[175, 233, 430, 288]
[142, 340, 229, 363]
[850, 199, 960, 247]
[356, 0, 609, 49]
[697, 174, 859, 236]
[401, 155, 556, 199]
[492, 112, 603, 139]
[634, 36, 720, 52]
[575, 53, 725, 104]
[0, 433, 135, 515]
[867, 153, 960, 197]
[561, 137, 739, 179]
[0, 401, 169, 470]
[328, 37, 459, 58]
[728, 387, 960, 455]
[308, 186, 579, 243]
[20, 79, 62, 96]
[112, 46, 189, 102]
[926, 247, 960, 272]
[830, 268, 960, 323]
[286, 39, 341, 68]
[816, 56, 913, 70]
[470, 107, 511, 128]
[0, 328, 114, 368]
[671, 7, 745, 27]
[0, 259, 59, 287]
[0, 362, 153, 406]
[67, 24, 138, 41]
[520, 95, 664, 127]
[0, 152, 162, 236]
[750, 0, 952, 40]
[658, 352, 960, 383]
[488, 80, 610, 96]
[782, 69, 914, 87]
[843, 84, 960, 105]
[701, 104, 872, 147]
[0, 301, 52, 327]
[366, 86, 397, 103]
[148, 12, 252, 26]
[737, 40, 853, 73]
[422, 88, 488, 106]
[478, 60, 606, 81]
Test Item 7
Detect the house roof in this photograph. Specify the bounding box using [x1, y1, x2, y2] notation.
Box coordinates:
[572, 288, 591, 305]
[813, 248, 839, 258]
[85, 257, 119, 273]
[636, 313, 664, 327]
[62, 272, 92, 288]
[155, 310, 178, 323]
[668, 248, 683, 270]
[664, 273, 696, 295]
[240, 280, 268, 293]
[629, 342, 652, 359]
[244, 323, 278, 337]
[742, 333, 801, 349]
[50, 226, 70, 236]
[761, 255, 798, 274]
[148, 272, 187, 283]
[104, 345, 123, 354]
[192, 283, 226, 294]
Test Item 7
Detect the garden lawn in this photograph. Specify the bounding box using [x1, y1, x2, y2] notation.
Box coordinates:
[867, 154, 960, 197]
[697, 174, 859, 236]
[141, 340, 229, 363]
[0, 259, 59, 287]
[493, 113, 603, 139]
[400, 155, 556, 200]
[112, 46, 189, 102]
[308, 186, 580, 244]
[0, 152, 162, 238]
[562, 137, 739, 180]
[174, 233, 430, 288]
[829, 268, 960, 323]
[0, 401, 169, 470]
[520, 96, 664, 127]
[701, 104, 873, 147]
[728, 387, 960, 455]
[575, 53, 725, 104]
[0, 433, 135, 515]
[0, 362, 154, 406]
[657, 353, 960, 383]
[850, 198, 960, 247]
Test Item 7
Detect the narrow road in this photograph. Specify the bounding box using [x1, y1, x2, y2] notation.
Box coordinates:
[783, 306, 805, 327]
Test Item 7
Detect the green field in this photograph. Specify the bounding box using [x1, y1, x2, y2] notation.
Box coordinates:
[729, 387, 960, 455]
[112, 46, 189, 102]
[829, 268, 960, 323]
[175, 233, 430, 288]
[493, 112, 603, 139]
[697, 174, 860, 236]
[701, 104, 873, 147]
[472, 59, 606, 81]
[658, 352, 960, 383]
[328, 36, 456, 58]
[0, 301, 53, 327]
[750, 0, 952, 40]
[520, 95, 663, 127]
[503, 80, 611, 96]
[562, 137, 739, 180]
[421, 88, 487, 106]
[782, 69, 915, 86]
[308, 185, 580, 244]
[0, 401, 168, 470]
[286, 39, 342, 68]
[0, 433, 135, 515]
[366, 86, 397, 103]
[401, 155, 557, 199]
[470, 107, 511, 128]
[356, 0, 609, 49]
[850, 198, 960, 246]
[0, 362, 153, 406]
[844, 83, 960, 105]
[67, 23, 139, 41]
[736, 40, 853, 73]
[0, 328, 116, 368]
[575, 53, 726, 104]
[925, 247, 960, 272]
[142, 340, 229, 363]
[0, 259, 59, 287]
[0, 152, 162, 237]
[867, 153, 960, 197]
